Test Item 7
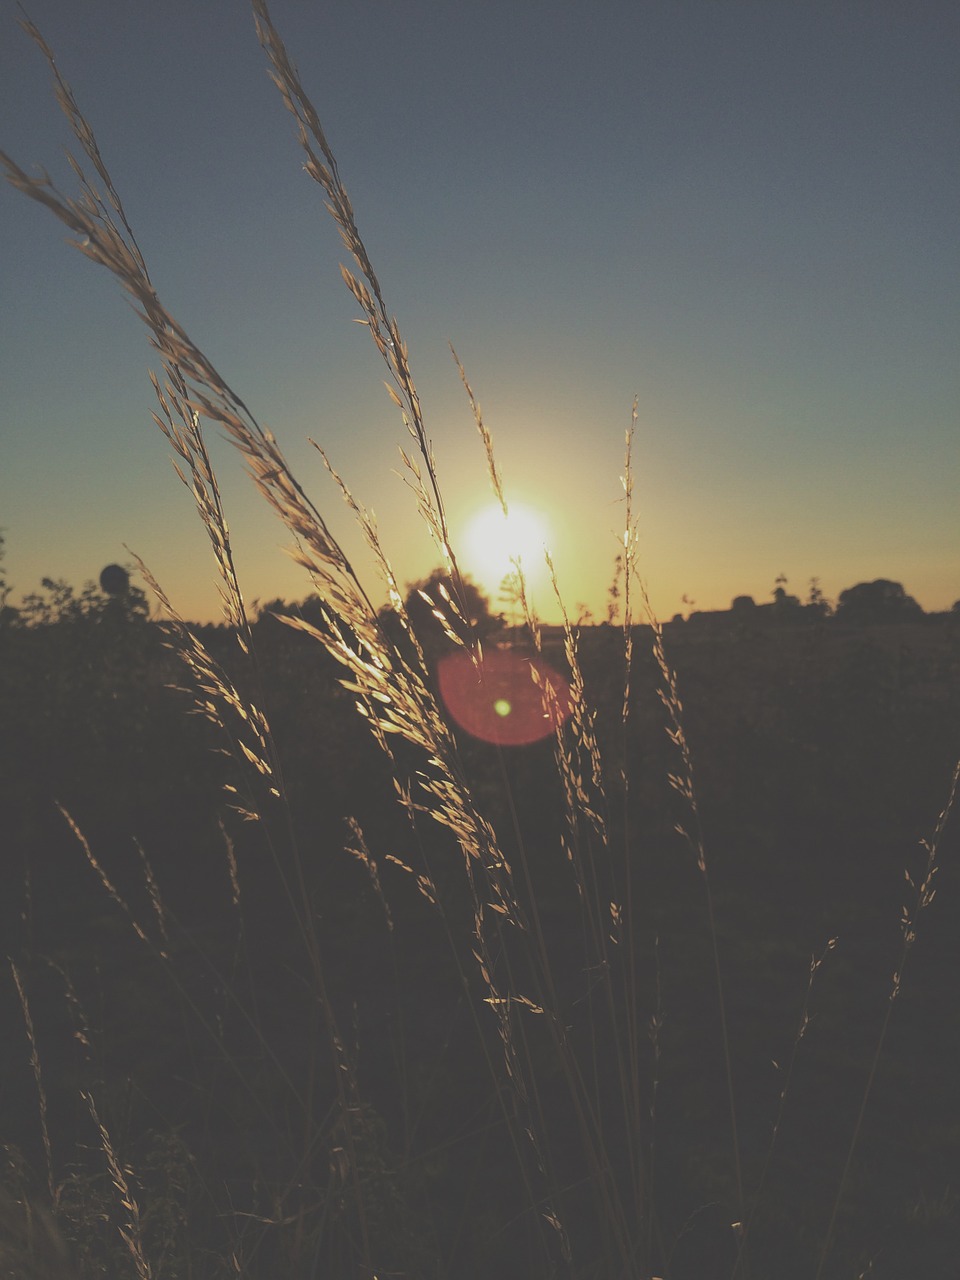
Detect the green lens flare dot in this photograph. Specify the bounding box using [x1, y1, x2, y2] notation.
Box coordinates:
[494, 699, 512, 718]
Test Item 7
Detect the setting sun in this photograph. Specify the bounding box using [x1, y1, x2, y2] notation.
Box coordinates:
[462, 502, 551, 598]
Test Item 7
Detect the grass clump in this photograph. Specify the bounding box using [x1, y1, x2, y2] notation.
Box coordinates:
[2, 5, 959, 1279]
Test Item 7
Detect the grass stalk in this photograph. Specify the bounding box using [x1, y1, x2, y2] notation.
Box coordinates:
[641, 580, 746, 1259]
[732, 937, 837, 1278]
[82, 1093, 152, 1280]
[9, 962, 56, 1207]
[815, 759, 960, 1279]
[4, 8, 956, 1277]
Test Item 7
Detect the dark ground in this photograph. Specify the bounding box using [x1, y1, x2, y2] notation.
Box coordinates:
[1, 608, 958, 1279]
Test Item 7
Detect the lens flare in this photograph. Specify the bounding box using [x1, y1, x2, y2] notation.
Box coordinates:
[437, 647, 572, 746]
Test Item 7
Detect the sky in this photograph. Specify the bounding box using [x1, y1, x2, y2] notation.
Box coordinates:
[1, 0, 957, 625]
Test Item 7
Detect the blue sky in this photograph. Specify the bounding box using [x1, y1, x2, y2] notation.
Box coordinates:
[2, 0, 957, 623]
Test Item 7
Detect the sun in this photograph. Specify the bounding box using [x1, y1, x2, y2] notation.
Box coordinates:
[462, 502, 551, 597]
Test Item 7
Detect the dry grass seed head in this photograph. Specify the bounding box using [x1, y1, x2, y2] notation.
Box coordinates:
[344, 818, 393, 932]
[83, 1094, 152, 1280]
[8, 962, 55, 1206]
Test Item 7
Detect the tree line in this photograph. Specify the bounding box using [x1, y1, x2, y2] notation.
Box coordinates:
[0, 534, 954, 636]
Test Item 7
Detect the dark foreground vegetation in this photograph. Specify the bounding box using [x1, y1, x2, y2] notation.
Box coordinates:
[1, 588, 958, 1279]
[2, 6, 957, 1275]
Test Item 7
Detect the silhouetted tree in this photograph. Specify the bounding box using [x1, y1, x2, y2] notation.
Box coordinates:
[257, 593, 326, 629]
[805, 577, 831, 615]
[498, 570, 525, 630]
[381, 569, 504, 658]
[17, 573, 149, 627]
[835, 579, 923, 624]
[771, 574, 802, 620]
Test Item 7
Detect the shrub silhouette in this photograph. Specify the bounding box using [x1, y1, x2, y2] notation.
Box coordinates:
[836, 578, 924, 624]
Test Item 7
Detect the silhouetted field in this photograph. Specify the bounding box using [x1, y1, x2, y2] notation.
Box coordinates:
[2, 609, 958, 1278]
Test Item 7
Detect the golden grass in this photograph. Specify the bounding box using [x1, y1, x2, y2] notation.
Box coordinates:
[81, 1095, 152, 1280]
[3, 4, 959, 1277]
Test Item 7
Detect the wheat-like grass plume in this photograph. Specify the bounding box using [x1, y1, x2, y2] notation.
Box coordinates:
[638, 575, 746, 1236]
[344, 817, 393, 933]
[733, 936, 838, 1278]
[9, 962, 55, 1206]
[133, 839, 169, 952]
[451, 344, 508, 519]
[83, 1092, 152, 1280]
[56, 805, 162, 957]
[128, 553, 279, 819]
[250, 0, 488, 636]
[816, 758, 960, 1278]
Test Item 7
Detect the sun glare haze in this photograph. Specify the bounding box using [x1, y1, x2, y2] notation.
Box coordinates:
[462, 502, 551, 606]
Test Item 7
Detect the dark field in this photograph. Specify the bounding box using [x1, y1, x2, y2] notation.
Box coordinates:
[2, 607, 958, 1279]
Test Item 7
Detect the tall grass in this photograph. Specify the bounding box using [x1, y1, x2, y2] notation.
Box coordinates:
[2, 5, 958, 1278]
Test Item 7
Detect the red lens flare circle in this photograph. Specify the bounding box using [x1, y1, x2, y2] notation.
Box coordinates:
[437, 647, 572, 746]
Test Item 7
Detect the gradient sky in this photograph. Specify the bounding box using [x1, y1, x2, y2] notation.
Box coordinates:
[2, 0, 957, 625]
